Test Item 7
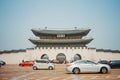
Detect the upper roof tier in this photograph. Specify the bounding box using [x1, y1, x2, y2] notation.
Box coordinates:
[31, 28, 91, 36]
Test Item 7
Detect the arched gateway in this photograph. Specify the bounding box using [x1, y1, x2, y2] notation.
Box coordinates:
[41, 54, 49, 59]
[74, 54, 81, 61]
[56, 53, 66, 63]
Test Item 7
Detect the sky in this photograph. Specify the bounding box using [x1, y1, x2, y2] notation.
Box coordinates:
[0, 0, 120, 51]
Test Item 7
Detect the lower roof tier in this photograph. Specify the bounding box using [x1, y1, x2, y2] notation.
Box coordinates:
[29, 38, 93, 45]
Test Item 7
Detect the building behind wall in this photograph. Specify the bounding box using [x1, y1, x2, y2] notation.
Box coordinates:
[0, 27, 120, 64]
[29, 27, 93, 63]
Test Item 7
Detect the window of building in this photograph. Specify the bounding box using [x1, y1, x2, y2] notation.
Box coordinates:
[62, 47, 64, 49]
[74, 47, 76, 49]
[42, 47, 44, 49]
[66, 47, 68, 49]
[57, 34, 65, 38]
[58, 47, 60, 49]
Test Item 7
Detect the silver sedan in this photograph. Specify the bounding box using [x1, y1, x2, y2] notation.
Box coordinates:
[66, 60, 111, 74]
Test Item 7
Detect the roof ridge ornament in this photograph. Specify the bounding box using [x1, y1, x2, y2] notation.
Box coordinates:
[74, 27, 77, 30]
[45, 27, 47, 29]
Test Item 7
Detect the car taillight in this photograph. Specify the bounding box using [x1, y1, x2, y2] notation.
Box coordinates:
[66, 63, 72, 66]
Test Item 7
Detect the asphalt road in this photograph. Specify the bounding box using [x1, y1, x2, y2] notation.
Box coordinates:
[0, 64, 120, 80]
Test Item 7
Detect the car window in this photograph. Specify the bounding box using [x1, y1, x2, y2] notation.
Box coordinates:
[98, 60, 108, 64]
[35, 60, 40, 63]
[87, 61, 96, 64]
[36, 60, 48, 63]
[42, 61, 48, 63]
[112, 60, 120, 64]
[75, 60, 86, 64]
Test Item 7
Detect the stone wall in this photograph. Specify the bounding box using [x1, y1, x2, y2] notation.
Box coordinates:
[0, 47, 120, 64]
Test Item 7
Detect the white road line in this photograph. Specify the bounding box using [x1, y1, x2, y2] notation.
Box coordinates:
[117, 75, 120, 78]
[27, 77, 36, 80]
[72, 75, 80, 80]
[40, 77, 49, 80]
[2, 78, 9, 80]
[49, 77, 61, 80]
[11, 72, 35, 80]
[90, 76, 98, 79]
[63, 76, 72, 80]
[105, 76, 110, 79]
[79, 76, 85, 79]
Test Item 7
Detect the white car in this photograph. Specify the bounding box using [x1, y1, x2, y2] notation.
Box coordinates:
[33, 59, 55, 70]
[66, 60, 111, 74]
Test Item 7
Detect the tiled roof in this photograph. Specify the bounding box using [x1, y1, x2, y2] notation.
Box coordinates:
[31, 28, 91, 36]
[0, 49, 26, 54]
[96, 49, 120, 53]
[29, 38, 93, 44]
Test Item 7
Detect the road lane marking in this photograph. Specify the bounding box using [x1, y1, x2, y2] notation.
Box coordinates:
[105, 76, 110, 79]
[117, 75, 120, 78]
[90, 76, 98, 79]
[72, 74, 80, 80]
[63, 76, 72, 80]
[79, 76, 85, 79]
[49, 77, 61, 80]
[40, 77, 49, 80]
[11, 72, 35, 80]
[2, 78, 9, 80]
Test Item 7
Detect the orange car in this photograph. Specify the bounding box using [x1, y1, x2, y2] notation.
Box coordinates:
[19, 61, 34, 66]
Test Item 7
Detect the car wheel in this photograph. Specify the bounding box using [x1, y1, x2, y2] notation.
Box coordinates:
[101, 67, 108, 74]
[49, 66, 53, 70]
[33, 66, 37, 70]
[73, 68, 80, 74]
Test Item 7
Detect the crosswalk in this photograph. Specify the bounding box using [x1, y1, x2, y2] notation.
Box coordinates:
[9, 72, 120, 80]
[1, 75, 120, 80]
[1, 65, 120, 80]
[29, 75, 119, 80]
